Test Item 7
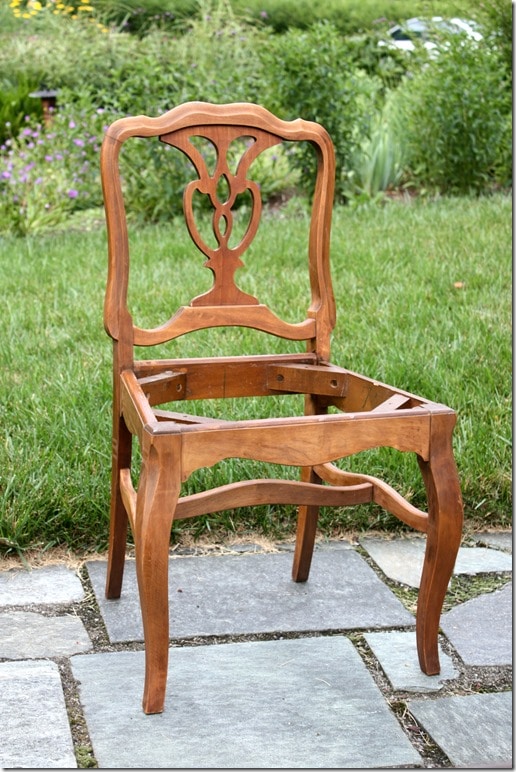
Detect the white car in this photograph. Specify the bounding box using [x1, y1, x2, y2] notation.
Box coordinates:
[380, 16, 482, 54]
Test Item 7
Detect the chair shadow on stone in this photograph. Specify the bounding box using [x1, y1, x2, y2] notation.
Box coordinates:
[100, 102, 463, 714]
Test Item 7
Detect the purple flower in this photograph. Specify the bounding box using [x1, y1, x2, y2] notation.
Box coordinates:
[69, 120, 76, 129]
[45, 155, 54, 162]
[73, 138, 85, 147]
[67, 189, 79, 199]
[1, 171, 11, 180]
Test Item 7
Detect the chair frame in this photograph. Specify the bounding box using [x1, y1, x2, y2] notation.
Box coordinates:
[100, 102, 463, 714]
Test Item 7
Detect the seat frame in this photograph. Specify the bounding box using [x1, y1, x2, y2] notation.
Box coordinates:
[100, 102, 463, 714]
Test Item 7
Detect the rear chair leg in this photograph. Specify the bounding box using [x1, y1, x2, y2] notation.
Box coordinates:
[416, 412, 463, 674]
[105, 416, 132, 599]
[292, 466, 321, 582]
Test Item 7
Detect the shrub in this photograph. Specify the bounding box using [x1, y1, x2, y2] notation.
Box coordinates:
[395, 36, 511, 194]
[0, 0, 267, 114]
[259, 21, 383, 200]
[476, 0, 512, 76]
[91, 0, 198, 35]
[169, 0, 266, 105]
[0, 95, 107, 235]
[342, 31, 410, 92]
[0, 74, 43, 146]
[230, 0, 459, 36]
[0, 10, 121, 94]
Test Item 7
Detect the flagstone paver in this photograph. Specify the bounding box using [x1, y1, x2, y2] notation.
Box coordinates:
[0, 536, 511, 769]
[409, 691, 512, 768]
[359, 536, 512, 587]
[441, 582, 512, 666]
[475, 531, 512, 552]
[0, 659, 77, 769]
[0, 611, 91, 658]
[86, 547, 414, 642]
[0, 564, 84, 606]
[364, 630, 458, 692]
[71, 636, 422, 769]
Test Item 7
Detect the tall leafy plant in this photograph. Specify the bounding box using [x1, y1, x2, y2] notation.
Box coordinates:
[345, 93, 406, 199]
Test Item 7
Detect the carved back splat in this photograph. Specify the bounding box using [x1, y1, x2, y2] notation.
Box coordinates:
[161, 126, 281, 307]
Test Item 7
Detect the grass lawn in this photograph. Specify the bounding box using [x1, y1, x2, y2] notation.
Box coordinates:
[0, 192, 511, 554]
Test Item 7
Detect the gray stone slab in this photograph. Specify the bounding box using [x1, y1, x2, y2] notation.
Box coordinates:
[364, 630, 458, 692]
[86, 548, 414, 643]
[71, 636, 422, 768]
[409, 691, 512, 767]
[0, 659, 77, 769]
[475, 530, 512, 553]
[359, 537, 512, 587]
[441, 582, 512, 666]
[0, 564, 84, 606]
[454, 546, 513, 575]
[0, 611, 91, 658]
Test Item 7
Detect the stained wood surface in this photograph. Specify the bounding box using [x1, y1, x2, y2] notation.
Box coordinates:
[101, 102, 463, 714]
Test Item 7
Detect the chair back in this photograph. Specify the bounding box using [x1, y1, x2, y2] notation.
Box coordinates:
[101, 102, 336, 359]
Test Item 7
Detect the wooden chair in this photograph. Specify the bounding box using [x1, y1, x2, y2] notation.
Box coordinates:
[100, 102, 463, 714]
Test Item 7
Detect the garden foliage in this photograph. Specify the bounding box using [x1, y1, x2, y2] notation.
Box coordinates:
[394, 35, 511, 193]
[0, 0, 512, 233]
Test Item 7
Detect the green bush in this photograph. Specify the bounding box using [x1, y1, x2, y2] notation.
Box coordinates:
[92, 0, 198, 35]
[0, 2, 274, 233]
[0, 0, 511, 234]
[259, 21, 383, 200]
[232, 0, 474, 36]
[0, 1, 266, 113]
[169, 1, 266, 105]
[0, 75, 44, 147]
[476, 0, 513, 75]
[341, 31, 411, 92]
[0, 95, 106, 236]
[394, 36, 511, 194]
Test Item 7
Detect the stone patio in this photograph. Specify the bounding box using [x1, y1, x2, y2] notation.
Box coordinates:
[0, 535, 511, 768]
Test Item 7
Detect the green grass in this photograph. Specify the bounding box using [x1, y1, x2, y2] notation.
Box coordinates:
[0, 193, 511, 553]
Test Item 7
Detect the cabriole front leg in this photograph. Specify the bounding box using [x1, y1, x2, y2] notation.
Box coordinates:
[416, 412, 463, 674]
[134, 434, 181, 714]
